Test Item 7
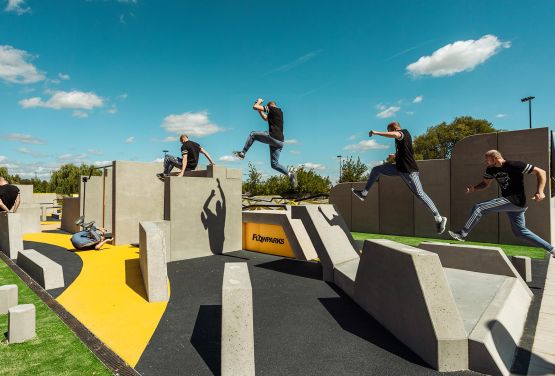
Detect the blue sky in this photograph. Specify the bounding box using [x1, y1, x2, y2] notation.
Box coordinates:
[1, 0, 555, 181]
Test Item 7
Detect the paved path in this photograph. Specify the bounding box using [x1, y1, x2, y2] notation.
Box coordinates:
[529, 257, 555, 375]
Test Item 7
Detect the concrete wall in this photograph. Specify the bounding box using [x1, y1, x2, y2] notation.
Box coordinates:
[61, 197, 80, 233]
[80, 176, 104, 228]
[165, 165, 242, 261]
[330, 127, 553, 246]
[14, 185, 33, 204]
[112, 161, 164, 245]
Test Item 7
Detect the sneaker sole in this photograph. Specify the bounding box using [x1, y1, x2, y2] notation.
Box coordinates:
[351, 191, 365, 202]
[437, 217, 447, 235]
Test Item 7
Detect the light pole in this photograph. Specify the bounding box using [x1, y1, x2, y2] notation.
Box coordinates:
[337, 155, 343, 183]
[521, 96, 535, 129]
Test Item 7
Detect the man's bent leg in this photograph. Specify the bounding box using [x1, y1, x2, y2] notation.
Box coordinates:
[401, 172, 440, 217]
[164, 155, 182, 175]
[363, 164, 400, 192]
[242, 131, 282, 154]
[269, 146, 288, 176]
[461, 197, 512, 236]
[508, 210, 554, 252]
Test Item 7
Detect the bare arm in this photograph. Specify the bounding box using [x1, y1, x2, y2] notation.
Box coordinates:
[531, 166, 547, 201]
[200, 148, 215, 165]
[0, 198, 9, 212]
[369, 130, 402, 139]
[466, 179, 493, 193]
[252, 98, 268, 121]
[13, 193, 20, 213]
[178, 154, 188, 177]
[257, 110, 268, 121]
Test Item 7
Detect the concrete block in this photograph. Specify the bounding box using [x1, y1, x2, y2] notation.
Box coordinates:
[353, 239, 468, 371]
[16, 205, 41, 233]
[511, 255, 532, 283]
[350, 182, 379, 234]
[242, 209, 318, 260]
[221, 263, 255, 376]
[0, 213, 24, 259]
[0, 284, 18, 314]
[379, 175, 414, 236]
[418, 242, 531, 294]
[17, 249, 64, 290]
[329, 182, 353, 229]
[112, 161, 165, 245]
[166, 170, 242, 261]
[60, 197, 80, 233]
[468, 278, 532, 375]
[14, 185, 33, 203]
[333, 259, 359, 298]
[291, 205, 359, 282]
[8, 304, 36, 343]
[139, 221, 170, 302]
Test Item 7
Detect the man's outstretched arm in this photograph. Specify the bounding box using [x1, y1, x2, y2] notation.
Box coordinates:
[200, 148, 215, 165]
[466, 179, 493, 193]
[369, 130, 402, 139]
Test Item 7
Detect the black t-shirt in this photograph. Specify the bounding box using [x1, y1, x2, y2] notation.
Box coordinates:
[395, 129, 419, 173]
[484, 160, 534, 207]
[0, 184, 20, 212]
[181, 140, 201, 170]
[263, 105, 284, 142]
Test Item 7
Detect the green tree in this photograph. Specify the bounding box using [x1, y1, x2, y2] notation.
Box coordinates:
[243, 162, 264, 195]
[413, 116, 497, 160]
[0, 167, 8, 179]
[340, 157, 368, 183]
[50, 163, 101, 195]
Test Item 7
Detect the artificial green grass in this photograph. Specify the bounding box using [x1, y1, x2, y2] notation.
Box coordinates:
[351, 232, 548, 259]
[0, 260, 112, 376]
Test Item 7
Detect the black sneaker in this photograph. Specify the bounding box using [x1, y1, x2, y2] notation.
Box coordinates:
[351, 188, 366, 202]
[436, 217, 447, 235]
[232, 151, 245, 160]
[289, 171, 298, 189]
[548, 250, 555, 259]
[156, 173, 168, 181]
[448, 230, 466, 242]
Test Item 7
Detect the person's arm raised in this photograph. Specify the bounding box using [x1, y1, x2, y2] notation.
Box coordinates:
[466, 179, 493, 194]
[369, 130, 403, 139]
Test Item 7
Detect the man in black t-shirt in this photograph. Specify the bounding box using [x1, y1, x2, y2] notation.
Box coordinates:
[351, 121, 447, 234]
[232, 98, 297, 188]
[157, 134, 216, 180]
[0, 177, 21, 213]
[449, 150, 554, 256]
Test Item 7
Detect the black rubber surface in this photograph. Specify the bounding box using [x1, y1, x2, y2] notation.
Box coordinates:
[23, 240, 83, 298]
[136, 251, 480, 376]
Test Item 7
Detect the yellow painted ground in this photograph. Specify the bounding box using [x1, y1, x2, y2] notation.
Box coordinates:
[23, 233, 169, 367]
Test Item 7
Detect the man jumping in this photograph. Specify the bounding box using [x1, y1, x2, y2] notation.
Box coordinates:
[232, 98, 297, 188]
[449, 150, 554, 257]
[157, 134, 216, 180]
[351, 121, 447, 234]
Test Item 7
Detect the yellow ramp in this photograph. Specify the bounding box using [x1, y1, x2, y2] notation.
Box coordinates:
[23, 233, 168, 367]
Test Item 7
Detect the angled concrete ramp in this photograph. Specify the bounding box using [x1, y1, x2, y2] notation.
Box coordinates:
[290, 204, 359, 282]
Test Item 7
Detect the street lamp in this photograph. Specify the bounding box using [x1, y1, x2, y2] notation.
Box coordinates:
[521, 96, 535, 129]
[337, 155, 343, 183]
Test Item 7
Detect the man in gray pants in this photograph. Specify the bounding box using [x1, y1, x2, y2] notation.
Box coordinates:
[351, 121, 447, 234]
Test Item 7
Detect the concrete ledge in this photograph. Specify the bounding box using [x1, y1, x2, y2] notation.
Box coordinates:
[8, 304, 36, 343]
[511, 255, 532, 283]
[242, 209, 318, 260]
[139, 221, 170, 302]
[61, 197, 80, 233]
[333, 259, 359, 298]
[468, 278, 532, 375]
[354, 239, 468, 371]
[0, 284, 18, 314]
[417, 242, 531, 294]
[0, 212, 23, 259]
[291, 204, 359, 282]
[17, 249, 64, 290]
[17, 205, 41, 233]
[221, 263, 255, 376]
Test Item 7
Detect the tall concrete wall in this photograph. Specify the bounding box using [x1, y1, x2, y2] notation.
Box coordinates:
[80, 176, 104, 227]
[61, 197, 80, 233]
[112, 161, 164, 245]
[330, 127, 553, 246]
[165, 165, 242, 261]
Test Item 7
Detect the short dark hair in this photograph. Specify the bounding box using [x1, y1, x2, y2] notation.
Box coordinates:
[387, 121, 401, 131]
[179, 134, 188, 142]
[267, 101, 277, 107]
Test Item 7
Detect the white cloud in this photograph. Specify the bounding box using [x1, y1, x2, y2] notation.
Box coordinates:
[496, 113, 508, 118]
[349, 135, 357, 141]
[406, 111, 415, 116]
[92, 160, 112, 167]
[219, 155, 240, 162]
[377, 106, 400, 119]
[125, 136, 135, 144]
[72, 110, 89, 118]
[267, 49, 323, 74]
[0, 45, 45, 84]
[284, 139, 299, 145]
[58, 153, 88, 162]
[107, 106, 117, 114]
[413, 95, 423, 103]
[407, 35, 511, 77]
[5, 0, 30, 15]
[3, 133, 45, 144]
[161, 111, 224, 137]
[20, 90, 104, 110]
[345, 139, 389, 151]
[117, 93, 128, 100]
[58, 73, 70, 80]
[299, 162, 326, 171]
[0, 156, 7, 163]
[87, 149, 103, 156]
[152, 158, 164, 163]
[289, 150, 301, 155]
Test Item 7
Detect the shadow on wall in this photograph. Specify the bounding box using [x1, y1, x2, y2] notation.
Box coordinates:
[190, 304, 222, 376]
[201, 178, 226, 255]
[488, 319, 555, 375]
